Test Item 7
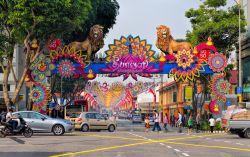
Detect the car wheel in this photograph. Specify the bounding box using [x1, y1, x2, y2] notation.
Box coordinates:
[52, 124, 65, 136]
[238, 132, 245, 138]
[81, 124, 89, 132]
[108, 124, 115, 132]
[244, 129, 250, 138]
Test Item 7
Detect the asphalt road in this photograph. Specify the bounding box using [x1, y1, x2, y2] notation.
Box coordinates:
[0, 130, 250, 157]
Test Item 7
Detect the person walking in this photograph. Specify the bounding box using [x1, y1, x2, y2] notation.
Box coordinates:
[209, 116, 215, 133]
[163, 113, 168, 132]
[196, 113, 201, 133]
[144, 115, 150, 133]
[177, 111, 182, 133]
[170, 114, 174, 127]
[152, 110, 161, 132]
[187, 114, 193, 135]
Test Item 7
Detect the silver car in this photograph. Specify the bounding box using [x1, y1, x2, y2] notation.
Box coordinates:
[13, 111, 74, 136]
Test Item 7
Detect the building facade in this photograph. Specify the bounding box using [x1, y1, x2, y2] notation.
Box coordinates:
[0, 45, 27, 111]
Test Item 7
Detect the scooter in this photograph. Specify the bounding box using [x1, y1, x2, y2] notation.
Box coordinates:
[0, 113, 33, 138]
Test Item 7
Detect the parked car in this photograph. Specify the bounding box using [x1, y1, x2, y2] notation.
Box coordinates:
[75, 112, 117, 132]
[132, 114, 142, 123]
[228, 120, 250, 138]
[13, 111, 74, 136]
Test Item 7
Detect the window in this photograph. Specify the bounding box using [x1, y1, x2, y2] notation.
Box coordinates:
[0, 84, 10, 91]
[173, 92, 177, 102]
[13, 112, 29, 118]
[85, 113, 96, 119]
[29, 112, 45, 119]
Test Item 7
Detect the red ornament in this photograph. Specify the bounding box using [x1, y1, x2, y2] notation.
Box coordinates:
[197, 50, 210, 60]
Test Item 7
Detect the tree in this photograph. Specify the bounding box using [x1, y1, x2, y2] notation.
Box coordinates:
[185, 0, 247, 56]
[50, 0, 120, 104]
[0, 0, 92, 110]
[64, 0, 120, 43]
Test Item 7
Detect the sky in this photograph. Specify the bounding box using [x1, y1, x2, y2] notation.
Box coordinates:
[94, 0, 235, 84]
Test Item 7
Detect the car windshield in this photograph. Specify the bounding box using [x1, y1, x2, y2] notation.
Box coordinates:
[66, 105, 82, 118]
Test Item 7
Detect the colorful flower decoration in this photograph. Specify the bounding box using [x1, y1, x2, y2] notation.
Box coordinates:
[29, 54, 55, 83]
[58, 59, 75, 78]
[208, 53, 227, 72]
[209, 99, 220, 115]
[170, 50, 206, 82]
[105, 36, 156, 63]
[102, 35, 158, 80]
[209, 74, 231, 102]
[175, 49, 194, 69]
[30, 83, 48, 111]
[50, 46, 87, 68]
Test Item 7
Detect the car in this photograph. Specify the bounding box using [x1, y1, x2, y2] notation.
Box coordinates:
[13, 111, 74, 136]
[75, 112, 117, 132]
[132, 114, 142, 123]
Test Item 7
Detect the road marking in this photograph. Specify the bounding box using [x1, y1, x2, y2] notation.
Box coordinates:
[160, 143, 165, 146]
[224, 141, 230, 143]
[206, 138, 211, 140]
[77, 133, 146, 141]
[50, 141, 154, 157]
[182, 153, 190, 156]
[167, 145, 172, 148]
[174, 149, 181, 152]
[236, 143, 244, 145]
[164, 141, 250, 153]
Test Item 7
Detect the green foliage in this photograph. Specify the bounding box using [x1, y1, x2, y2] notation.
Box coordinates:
[201, 120, 209, 130]
[215, 121, 222, 131]
[185, 0, 247, 56]
[64, 0, 120, 42]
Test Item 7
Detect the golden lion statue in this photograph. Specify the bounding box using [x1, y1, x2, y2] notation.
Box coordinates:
[69, 25, 104, 60]
[156, 25, 192, 54]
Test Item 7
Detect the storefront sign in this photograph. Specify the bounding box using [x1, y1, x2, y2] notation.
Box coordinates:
[185, 86, 193, 101]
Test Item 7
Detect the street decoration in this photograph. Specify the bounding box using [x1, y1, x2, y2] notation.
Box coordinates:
[30, 83, 49, 112]
[69, 25, 104, 60]
[209, 99, 220, 115]
[169, 50, 206, 82]
[101, 35, 158, 80]
[209, 74, 231, 102]
[29, 53, 55, 83]
[156, 25, 192, 57]
[58, 59, 75, 78]
[207, 53, 227, 72]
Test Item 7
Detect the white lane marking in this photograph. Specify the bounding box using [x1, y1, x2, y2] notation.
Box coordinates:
[224, 141, 230, 143]
[206, 138, 211, 140]
[236, 143, 244, 145]
[182, 153, 190, 156]
[160, 143, 165, 146]
[174, 149, 181, 152]
[167, 145, 172, 148]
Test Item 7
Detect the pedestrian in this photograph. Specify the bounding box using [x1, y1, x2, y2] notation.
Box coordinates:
[170, 114, 174, 127]
[163, 113, 168, 132]
[187, 114, 193, 134]
[209, 116, 215, 133]
[196, 113, 201, 133]
[144, 114, 150, 133]
[176, 111, 182, 133]
[152, 110, 161, 132]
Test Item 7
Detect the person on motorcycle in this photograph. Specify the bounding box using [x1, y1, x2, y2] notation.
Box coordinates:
[6, 109, 18, 131]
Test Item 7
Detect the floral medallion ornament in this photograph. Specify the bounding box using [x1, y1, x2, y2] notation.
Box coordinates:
[30, 83, 48, 111]
[209, 74, 231, 102]
[29, 53, 55, 83]
[170, 49, 206, 82]
[175, 49, 194, 69]
[58, 59, 75, 78]
[208, 53, 227, 72]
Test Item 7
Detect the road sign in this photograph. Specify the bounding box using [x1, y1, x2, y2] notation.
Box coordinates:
[237, 86, 242, 94]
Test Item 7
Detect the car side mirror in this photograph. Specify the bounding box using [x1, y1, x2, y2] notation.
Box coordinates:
[41, 117, 46, 121]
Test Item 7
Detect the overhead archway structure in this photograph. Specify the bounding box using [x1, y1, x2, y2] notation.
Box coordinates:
[26, 33, 229, 114]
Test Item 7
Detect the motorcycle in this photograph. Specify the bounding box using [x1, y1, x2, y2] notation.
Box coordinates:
[0, 113, 33, 138]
